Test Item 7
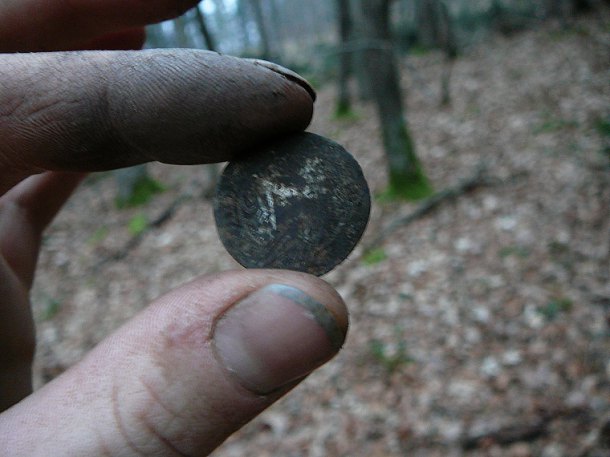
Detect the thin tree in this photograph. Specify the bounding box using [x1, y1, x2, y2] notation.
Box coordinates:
[173, 14, 191, 48]
[194, 6, 217, 51]
[236, 0, 253, 52]
[268, 0, 284, 57]
[350, 0, 373, 101]
[356, 0, 432, 200]
[336, 0, 353, 116]
[249, 0, 274, 61]
[545, 0, 598, 23]
[415, 0, 441, 49]
[412, 0, 458, 105]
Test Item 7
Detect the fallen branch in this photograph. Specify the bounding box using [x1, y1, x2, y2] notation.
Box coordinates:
[462, 419, 548, 449]
[364, 164, 494, 252]
[94, 194, 190, 270]
[575, 415, 610, 457]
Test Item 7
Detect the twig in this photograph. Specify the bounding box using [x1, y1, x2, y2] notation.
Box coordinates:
[575, 415, 610, 457]
[93, 194, 190, 270]
[462, 419, 548, 449]
[364, 164, 494, 252]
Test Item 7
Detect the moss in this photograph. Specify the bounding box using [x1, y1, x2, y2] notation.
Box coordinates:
[380, 166, 434, 201]
[333, 105, 360, 122]
[379, 120, 434, 201]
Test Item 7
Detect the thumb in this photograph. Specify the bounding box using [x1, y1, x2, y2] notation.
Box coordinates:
[0, 270, 348, 456]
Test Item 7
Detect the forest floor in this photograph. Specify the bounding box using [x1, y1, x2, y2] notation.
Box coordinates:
[32, 11, 610, 457]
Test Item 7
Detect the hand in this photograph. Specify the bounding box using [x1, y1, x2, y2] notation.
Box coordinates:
[0, 2, 348, 455]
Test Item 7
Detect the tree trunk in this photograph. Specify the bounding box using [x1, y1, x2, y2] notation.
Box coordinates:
[544, 0, 598, 22]
[194, 6, 217, 51]
[249, 0, 274, 61]
[545, 0, 573, 25]
[236, 0, 253, 52]
[145, 24, 166, 48]
[173, 14, 191, 48]
[438, 1, 457, 106]
[415, 0, 440, 48]
[350, 0, 373, 101]
[336, 0, 353, 116]
[268, 0, 284, 58]
[356, 0, 432, 200]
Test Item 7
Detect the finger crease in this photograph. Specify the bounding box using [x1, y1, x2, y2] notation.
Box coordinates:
[140, 376, 186, 423]
[141, 415, 194, 457]
[111, 383, 147, 457]
[139, 377, 194, 456]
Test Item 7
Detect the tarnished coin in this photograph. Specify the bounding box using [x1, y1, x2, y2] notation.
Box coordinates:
[213, 132, 371, 276]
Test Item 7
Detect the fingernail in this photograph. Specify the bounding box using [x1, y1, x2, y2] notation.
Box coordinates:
[213, 284, 345, 394]
[248, 59, 317, 102]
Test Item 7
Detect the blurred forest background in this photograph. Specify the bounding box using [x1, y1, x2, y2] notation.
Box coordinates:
[33, 0, 609, 456]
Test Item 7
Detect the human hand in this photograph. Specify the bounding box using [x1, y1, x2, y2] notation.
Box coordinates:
[0, 1, 348, 455]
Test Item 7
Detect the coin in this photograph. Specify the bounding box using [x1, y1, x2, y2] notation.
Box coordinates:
[213, 132, 371, 276]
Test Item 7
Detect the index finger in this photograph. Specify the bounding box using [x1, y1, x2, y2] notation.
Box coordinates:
[0, 0, 199, 51]
[0, 50, 315, 193]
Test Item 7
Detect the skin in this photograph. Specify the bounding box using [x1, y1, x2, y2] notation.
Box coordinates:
[0, 1, 349, 455]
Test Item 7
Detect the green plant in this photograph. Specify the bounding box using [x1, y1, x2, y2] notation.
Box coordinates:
[363, 248, 387, 266]
[597, 117, 610, 137]
[128, 213, 148, 236]
[596, 116, 610, 158]
[499, 245, 530, 259]
[537, 297, 573, 320]
[369, 338, 413, 374]
[408, 44, 432, 56]
[533, 113, 578, 134]
[115, 175, 165, 209]
[87, 226, 109, 245]
[40, 297, 61, 321]
[548, 240, 571, 261]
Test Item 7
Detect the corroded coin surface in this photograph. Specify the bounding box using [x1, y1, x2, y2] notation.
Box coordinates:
[213, 132, 371, 276]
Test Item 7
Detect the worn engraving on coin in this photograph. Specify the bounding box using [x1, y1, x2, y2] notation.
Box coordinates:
[213, 132, 371, 276]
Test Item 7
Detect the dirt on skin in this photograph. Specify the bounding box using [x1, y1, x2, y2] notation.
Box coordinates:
[31, 12, 609, 457]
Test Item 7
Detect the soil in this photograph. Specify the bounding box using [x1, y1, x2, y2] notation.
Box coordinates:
[31, 12, 610, 457]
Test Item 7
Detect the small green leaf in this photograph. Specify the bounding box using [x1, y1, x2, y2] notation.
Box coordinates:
[128, 214, 148, 236]
[363, 248, 388, 266]
[533, 114, 578, 134]
[596, 117, 610, 138]
[87, 226, 109, 245]
[499, 245, 530, 259]
[41, 298, 61, 321]
[368, 338, 413, 374]
[116, 176, 166, 209]
[538, 297, 573, 320]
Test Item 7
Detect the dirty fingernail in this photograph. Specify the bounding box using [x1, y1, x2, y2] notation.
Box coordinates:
[213, 284, 345, 394]
[247, 59, 317, 102]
